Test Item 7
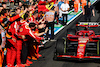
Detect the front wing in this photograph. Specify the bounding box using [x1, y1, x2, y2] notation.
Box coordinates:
[57, 55, 100, 60]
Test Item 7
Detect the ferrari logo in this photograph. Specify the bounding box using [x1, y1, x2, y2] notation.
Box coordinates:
[20, 28, 23, 32]
[46, 2, 54, 10]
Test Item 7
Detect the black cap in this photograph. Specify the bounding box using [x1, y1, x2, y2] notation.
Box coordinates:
[29, 23, 36, 27]
[2, 2, 6, 5]
[0, 5, 3, 7]
[15, 7, 21, 11]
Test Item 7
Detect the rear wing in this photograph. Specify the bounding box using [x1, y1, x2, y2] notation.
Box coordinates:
[76, 22, 100, 27]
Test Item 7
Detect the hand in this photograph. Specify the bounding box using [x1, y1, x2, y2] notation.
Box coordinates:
[19, 8, 28, 16]
[21, 35, 26, 40]
[45, 27, 48, 33]
[83, 13, 85, 15]
[93, 14, 95, 17]
[39, 19, 43, 23]
[1, 42, 5, 48]
[41, 37, 44, 40]
[12, 38, 16, 42]
[36, 39, 40, 42]
[23, 8, 28, 13]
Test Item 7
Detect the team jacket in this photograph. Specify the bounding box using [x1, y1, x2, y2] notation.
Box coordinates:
[18, 20, 44, 42]
[0, 14, 20, 23]
[0, 15, 20, 30]
[29, 16, 39, 25]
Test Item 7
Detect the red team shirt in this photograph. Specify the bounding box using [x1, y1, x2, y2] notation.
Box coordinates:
[29, 16, 39, 25]
[18, 20, 44, 42]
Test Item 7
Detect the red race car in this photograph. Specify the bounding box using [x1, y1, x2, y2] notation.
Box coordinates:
[53, 22, 100, 60]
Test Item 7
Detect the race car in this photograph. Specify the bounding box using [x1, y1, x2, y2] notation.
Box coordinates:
[53, 22, 100, 60]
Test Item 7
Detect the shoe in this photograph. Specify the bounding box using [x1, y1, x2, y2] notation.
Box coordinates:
[7, 65, 11, 67]
[32, 56, 37, 60]
[15, 64, 25, 67]
[15, 64, 20, 67]
[28, 56, 31, 59]
[16, 64, 30, 67]
[38, 45, 44, 48]
[7, 65, 14, 67]
[45, 37, 48, 40]
[37, 54, 42, 58]
[15, 64, 30, 67]
[26, 59, 33, 64]
[37, 54, 42, 57]
[24, 63, 30, 66]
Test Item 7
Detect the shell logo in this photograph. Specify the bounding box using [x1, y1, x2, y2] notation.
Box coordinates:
[79, 44, 85, 47]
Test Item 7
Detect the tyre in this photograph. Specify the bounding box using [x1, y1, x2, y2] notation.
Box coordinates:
[53, 39, 66, 60]
[56, 39, 65, 53]
[97, 40, 100, 56]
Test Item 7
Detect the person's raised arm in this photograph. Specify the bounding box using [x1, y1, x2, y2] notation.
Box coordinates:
[19, 8, 28, 17]
[9, 8, 28, 22]
[27, 26, 44, 41]
[35, 27, 48, 36]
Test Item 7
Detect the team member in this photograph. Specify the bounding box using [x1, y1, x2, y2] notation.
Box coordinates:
[0, 25, 6, 67]
[83, 2, 95, 22]
[14, 0, 20, 5]
[29, 10, 39, 25]
[54, 1, 59, 24]
[45, 8, 55, 40]
[60, 0, 70, 25]
[0, 8, 28, 67]
[18, 1, 23, 8]
[0, 8, 28, 27]
[37, 11, 44, 21]
[28, 23, 37, 59]
[81, 0, 86, 11]
[58, 0, 64, 18]
[2, 2, 6, 9]
[18, 13, 44, 66]
[13, 7, 25, 67]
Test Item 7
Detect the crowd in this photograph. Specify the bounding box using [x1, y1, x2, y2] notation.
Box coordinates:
[0, 0, 93, 67]
[0, 0, 58, 67]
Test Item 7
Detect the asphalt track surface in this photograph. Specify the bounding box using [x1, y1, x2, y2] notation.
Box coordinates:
[30, 3, 100, 67]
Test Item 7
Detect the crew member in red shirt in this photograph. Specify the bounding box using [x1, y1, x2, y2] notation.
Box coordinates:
[18, 13, 44, 66]
[5, 8, 28, 67]
[29, 10, 39, 25]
